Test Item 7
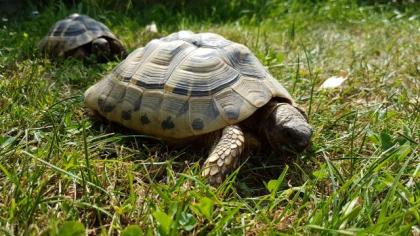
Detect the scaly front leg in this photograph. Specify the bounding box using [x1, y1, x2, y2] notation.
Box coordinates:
[202, 125, 245, 186]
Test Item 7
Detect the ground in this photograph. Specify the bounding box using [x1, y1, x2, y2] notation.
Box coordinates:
[0, 1, 419, 235]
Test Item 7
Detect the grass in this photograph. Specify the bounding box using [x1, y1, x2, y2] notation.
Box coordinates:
[0, 0, 419, 235]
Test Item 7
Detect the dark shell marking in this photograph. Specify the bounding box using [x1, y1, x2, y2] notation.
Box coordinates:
[98, 97, 115, 113]
[62, 23, 86, 36]
[121, 110, 131, 120]
[52, 22, 69, 36]
[113, 37, 244, 98]
[192, 118, 204, 130]
[40, 13, 125, 58]
[133, 96, 142, 111]
[140, 115, 150, 124]
[48, 15, 111, 38]
[83, 31, 296, 139]
[161, 116, 175, 129]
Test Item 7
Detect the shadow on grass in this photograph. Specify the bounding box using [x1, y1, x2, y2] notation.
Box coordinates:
[86, 111, 315, 196]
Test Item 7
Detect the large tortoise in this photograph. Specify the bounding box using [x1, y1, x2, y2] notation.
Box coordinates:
[84, 31, 312, 185]
[39, 13, 126, 61]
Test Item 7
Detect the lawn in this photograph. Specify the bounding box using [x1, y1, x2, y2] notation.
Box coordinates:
[0, 0, 419, 235]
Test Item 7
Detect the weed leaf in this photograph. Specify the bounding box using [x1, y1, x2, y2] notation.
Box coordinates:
[152, 209, 173, 235]
[178, 212, 196, 231]
[121, 225, 143, 236]
[191, 197, 214, 221]
[57, 221, 85, 236]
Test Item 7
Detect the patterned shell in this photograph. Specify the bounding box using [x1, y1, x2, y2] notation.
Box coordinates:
[84, 31, 294, 139]
[39, 13, 119, 55]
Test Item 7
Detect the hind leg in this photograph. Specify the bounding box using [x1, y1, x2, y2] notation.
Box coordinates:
[83, 107, 109, 124]
[201, 125, 245, 186]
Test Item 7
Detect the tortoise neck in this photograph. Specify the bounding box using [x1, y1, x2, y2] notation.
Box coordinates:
[241, 101, 278, 135]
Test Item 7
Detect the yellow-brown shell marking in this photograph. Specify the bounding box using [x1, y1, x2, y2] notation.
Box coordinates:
[84, 31, 294, 139]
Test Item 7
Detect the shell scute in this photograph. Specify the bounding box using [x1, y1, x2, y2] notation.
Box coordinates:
[213, 88, 254, 123]
[166, 49, 240, 97]
[232, 76, 271, 107]
[84, 31, 294, 139]
[62, 21, 86, 37]
[221, 44, 267, 79]
[188, 97, 222, 135]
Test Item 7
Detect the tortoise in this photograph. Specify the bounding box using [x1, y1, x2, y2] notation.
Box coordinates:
[39, 13, 126, 61]
[84, 31, 312, 185]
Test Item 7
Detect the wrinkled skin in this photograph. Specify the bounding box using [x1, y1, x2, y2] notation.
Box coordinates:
[260, 102, 312, 153]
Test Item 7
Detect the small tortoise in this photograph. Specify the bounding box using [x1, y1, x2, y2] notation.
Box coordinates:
[39, 13, 126, 61]
[84, 31, 312, 185]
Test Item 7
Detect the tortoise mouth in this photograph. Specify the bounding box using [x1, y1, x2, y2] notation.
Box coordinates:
[265, 128, 312, 154]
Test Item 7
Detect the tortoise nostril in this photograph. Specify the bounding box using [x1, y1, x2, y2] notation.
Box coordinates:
[297, 137, 310, 150]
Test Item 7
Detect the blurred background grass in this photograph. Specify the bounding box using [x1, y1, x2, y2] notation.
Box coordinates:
[3, 0, 419, 24]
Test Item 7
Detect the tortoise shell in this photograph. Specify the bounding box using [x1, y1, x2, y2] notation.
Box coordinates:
[84, 31, 294, 139]
[39, 13, 123, 57]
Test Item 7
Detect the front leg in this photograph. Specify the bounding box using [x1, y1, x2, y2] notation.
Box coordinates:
[201, 125, 245, 186]
[69, 47, 87, 60]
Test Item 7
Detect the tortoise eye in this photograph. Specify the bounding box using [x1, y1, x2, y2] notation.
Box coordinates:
[294, 106, 309, 121]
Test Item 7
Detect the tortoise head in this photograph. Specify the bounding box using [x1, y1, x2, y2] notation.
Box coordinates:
[261, 102, 312, 153]
[91, 37, 111, 60]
